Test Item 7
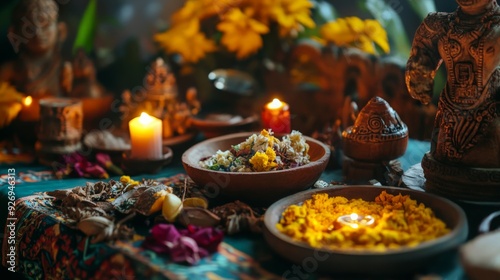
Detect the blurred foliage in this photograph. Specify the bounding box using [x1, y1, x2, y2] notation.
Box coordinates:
[408, 0, 437, 19]
[72, 0, 97, 54]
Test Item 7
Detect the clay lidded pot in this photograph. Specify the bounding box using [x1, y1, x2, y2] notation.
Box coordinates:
[342, 96, 408, 162]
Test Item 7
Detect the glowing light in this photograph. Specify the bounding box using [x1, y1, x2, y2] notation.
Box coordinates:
[139, 112, 153, 125]
[267, 98, 283, 110]
[23, 96, 33, 106]
[337, 213, 375, 229]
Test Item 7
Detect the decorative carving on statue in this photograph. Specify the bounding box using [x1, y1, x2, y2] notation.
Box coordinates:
[406, 0, 500, 201]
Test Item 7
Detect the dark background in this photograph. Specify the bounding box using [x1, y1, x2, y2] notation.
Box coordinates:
[0, 0, 458, 99]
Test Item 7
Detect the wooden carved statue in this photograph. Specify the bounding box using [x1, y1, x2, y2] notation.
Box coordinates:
[0, 0, 72, 128]
[406, 0, 500, 201]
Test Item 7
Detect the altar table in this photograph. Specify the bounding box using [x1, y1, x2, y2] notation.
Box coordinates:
[1, 139, 498, 280]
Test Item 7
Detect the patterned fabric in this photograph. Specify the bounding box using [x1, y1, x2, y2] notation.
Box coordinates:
[1, 179, 281, 280]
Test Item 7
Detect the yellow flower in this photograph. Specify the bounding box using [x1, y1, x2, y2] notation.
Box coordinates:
[259, 129, 278, 146]
[268, 0, 315, 37]
[249, 151, 269, 171]
[249, 147, 277, 171]
[364, 19, 390, 54]
[155, 20, 217, 63]
[217, 8, 269, 59]
[320, 17, 363, 46]
[170, 0, 205, 24]
[320, 17, 390, 55]
[265, 146, 277, 163]
[120, 175, 140, 191]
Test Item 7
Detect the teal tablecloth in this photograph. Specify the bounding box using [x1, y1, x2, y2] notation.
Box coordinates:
[0, 139, 479, 279]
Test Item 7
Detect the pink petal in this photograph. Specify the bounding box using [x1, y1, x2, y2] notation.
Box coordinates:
[170, 236, 201, 265]
[180, 226, 224, 253]
[152, 224, 181, 242]
[142, 224, 181, 254]
[95, 153, 111, 166]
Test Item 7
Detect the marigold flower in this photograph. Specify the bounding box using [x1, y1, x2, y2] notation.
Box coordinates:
[277, 191, 449, 251]
[268, 0, 315, 37]
[320, 17, 390, 55]
[155, 20, 217, 63]
[217, 8, 269, 59]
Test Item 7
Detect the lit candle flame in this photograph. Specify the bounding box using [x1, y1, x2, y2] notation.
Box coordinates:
[337, 213, 375, 229]
[138, 112, 153, 125]
[267, 98, 283, 110]
[23, 96, 33, 106]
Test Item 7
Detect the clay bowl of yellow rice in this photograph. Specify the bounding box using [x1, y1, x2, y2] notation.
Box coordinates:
[263, 185, 468, 276]
[182, 131, 330, 206]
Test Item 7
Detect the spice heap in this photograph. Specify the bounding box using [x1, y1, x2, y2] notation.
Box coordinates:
[199, 129, 310, 172]
[277, 191, 450, 251]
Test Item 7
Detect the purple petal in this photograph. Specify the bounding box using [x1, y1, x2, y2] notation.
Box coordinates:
[179, 225, 224, 253]
[142, 236, 173, 254]
[151, 224, 181, 242]
[170, 236, 201, 265]
[142, 224, 182, 254]
[95, 153, 111, 166]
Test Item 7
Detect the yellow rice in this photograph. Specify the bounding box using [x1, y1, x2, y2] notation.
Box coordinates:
[276, 191, 450, 251]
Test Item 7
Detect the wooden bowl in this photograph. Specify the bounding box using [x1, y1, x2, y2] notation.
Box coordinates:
[182, 132, 330, 206]
[263, 186, 468, 276]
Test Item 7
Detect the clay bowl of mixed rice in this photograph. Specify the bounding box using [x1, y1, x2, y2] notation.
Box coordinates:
[263, 185, 468, 276]
[182, 130, 330, 206]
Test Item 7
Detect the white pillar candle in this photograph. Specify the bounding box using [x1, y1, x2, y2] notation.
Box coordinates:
[129, 112, 163, 159]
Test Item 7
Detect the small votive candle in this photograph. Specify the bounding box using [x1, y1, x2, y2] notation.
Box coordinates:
[261, 98, 291, 134]
[129, 112, 163, 159]
[18, 96, 39, 122]
[337, 213, 375, 229]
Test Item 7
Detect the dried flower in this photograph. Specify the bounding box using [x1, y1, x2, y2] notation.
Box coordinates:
[74, 161, 109, 179]
[199, 129, 309, 172]
[179, 225, 224, 254]
[96, 153, 124, 176]
[142, 224, 223, 265]
[55, 153, 109, 179]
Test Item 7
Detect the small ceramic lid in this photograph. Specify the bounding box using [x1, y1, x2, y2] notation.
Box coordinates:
[342, 96, 408, 143]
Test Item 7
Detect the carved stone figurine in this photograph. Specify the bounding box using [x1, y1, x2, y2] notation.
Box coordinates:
[406, 0, 500, 201]
[120, 58, 201, 139]
[0, 0, 72, 128]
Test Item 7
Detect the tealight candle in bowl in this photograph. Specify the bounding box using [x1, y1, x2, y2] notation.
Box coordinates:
[123, 112, 173, 174]
[261, 98, 291, 134]
[337, 213, 375, 229]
